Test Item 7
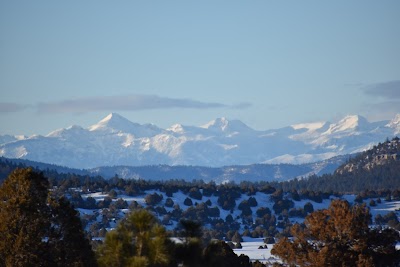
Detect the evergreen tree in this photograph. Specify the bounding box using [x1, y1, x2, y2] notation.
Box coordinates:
[203, 241, 251, 267]
[175, 220, 203, 267]
[97, 209, 171, 267]
[47, 196, 98, 266]
[0, 168, 50, 267]
[0, 168, 98, 267]
[97, 230, 133, 267]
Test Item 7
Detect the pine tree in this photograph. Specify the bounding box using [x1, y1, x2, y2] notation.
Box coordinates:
[175, 220, 203, 267]
[47, 196, 98, 267]
[203, 240, 251, 267]
[96, 230, 133, 267]
[0, 168, 97, 267]
[0, 168, 50, 267]
[96, 209, 171, 267]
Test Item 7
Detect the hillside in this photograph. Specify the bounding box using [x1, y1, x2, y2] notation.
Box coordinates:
[1, 113, 399, 168]
[336, 137, 400, 174]
[278, 137, 400, 192]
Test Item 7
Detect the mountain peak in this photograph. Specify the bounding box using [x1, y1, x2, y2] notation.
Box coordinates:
[201, 117, 254, 133]
[47, 125, 84, 138]
[99, 112, 130, 125]
[326, 115, 369, 133]
[167, 124, 185, 133]
[201, 117, 229, 130]
[291, 121, 327, 131]
[88, 113, 162, 137]
[89, 113, 133, 132]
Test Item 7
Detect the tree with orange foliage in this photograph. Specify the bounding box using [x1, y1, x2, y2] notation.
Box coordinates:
[272, 199, 400, 267]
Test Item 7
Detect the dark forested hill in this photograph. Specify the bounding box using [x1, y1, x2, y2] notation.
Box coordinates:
[277, 137, 400, 193]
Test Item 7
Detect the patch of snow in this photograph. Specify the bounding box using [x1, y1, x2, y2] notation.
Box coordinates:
[219, 144, 238, 150]
[387, 114, 400, 134]
[324, 115, 369, 134]
[265, 153, 337, 165]
[291, 121, 326, 131]
[233, 238, 279, 264]
[167, 124, 185, 134]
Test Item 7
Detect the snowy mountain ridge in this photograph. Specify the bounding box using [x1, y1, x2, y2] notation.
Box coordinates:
[0, 113, 399, 169]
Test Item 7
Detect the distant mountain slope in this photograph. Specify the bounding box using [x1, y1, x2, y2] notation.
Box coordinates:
[0, 157, 89, 181]
[89, 154, 348, 183]
[0, 113, 399, 169]
[0, 155, 348, 183]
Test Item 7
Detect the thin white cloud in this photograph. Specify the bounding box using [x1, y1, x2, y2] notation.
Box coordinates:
[363, 101, 400, 121]
[36, 94, 251, 113]
[0, 102, 28, 113]
[360, 80, 400, 121]
[230, 102, 252, 109]
[362, 80, 400, 99]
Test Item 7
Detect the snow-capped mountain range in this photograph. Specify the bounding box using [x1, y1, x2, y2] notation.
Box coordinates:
[0, 113, 399, 169]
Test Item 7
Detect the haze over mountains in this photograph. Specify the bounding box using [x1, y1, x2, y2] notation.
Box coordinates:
[0, 113, 399, 169]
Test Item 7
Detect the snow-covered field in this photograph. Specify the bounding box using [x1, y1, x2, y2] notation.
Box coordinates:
[233, 237, 279, 265]
[77, 189, 400, 263]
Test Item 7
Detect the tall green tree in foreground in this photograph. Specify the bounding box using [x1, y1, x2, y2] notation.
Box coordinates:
[0, 168, 49, 266]
[175, 220, 203, 267]
[96, 209, 171, 267]
[272, 199, 400, 267]
[47, 196, 98, 266]
[0, 168, 97, 267]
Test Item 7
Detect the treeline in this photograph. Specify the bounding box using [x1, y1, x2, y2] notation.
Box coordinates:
[274, 163, 400, 193]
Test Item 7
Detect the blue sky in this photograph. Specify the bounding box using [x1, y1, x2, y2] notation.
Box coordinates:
[1, 1, 399, 135]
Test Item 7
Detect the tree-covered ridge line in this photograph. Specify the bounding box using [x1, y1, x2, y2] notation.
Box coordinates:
[0, 153, 348, 184]
[337, 136, 400, 174]
[273, 137, 400, 193]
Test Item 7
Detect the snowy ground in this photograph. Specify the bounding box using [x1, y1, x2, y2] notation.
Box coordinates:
[233, 237, 279, 265]
[77, 190, 400, 263]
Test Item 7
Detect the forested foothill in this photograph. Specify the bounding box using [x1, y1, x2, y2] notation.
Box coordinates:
[275, 137, 400, 192]
[0, 138, 399, 266]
